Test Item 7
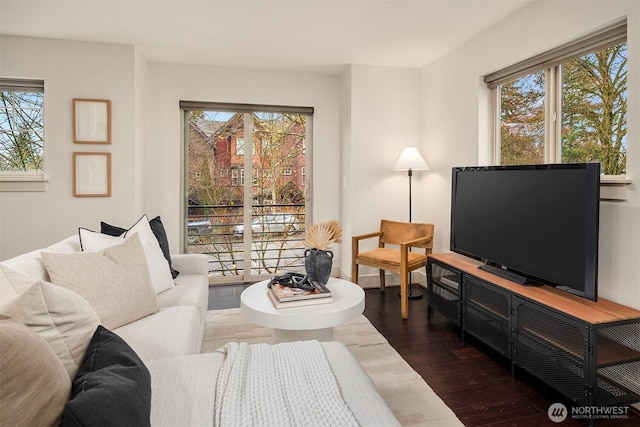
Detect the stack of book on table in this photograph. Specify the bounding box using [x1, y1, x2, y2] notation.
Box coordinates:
[268, 281, 333, 309]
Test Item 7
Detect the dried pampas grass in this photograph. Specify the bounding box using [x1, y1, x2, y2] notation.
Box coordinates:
[303, 220, 342, 250]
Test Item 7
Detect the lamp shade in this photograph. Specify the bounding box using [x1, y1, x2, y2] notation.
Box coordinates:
[393, 147, 429, 171]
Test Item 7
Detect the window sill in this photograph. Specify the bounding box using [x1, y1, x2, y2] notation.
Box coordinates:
[600, 175, 632, 201]
[0, 176, 48, 192]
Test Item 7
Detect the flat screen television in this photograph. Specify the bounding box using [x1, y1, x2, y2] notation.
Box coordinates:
[450, 163, 600, 301]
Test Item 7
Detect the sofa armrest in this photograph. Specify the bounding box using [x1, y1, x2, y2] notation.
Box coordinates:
[171, 254, 208, 276]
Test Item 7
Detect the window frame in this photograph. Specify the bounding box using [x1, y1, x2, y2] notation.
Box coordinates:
[491, 68, 558, 166]
[235, 137, 245, 155]
[488, 20, 628, 178]
[0, 78, 46, 191]
[181, 101, 314, 283]
[231, 168, 239, 186]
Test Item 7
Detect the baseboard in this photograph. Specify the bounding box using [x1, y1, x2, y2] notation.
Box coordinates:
[206, 268, 429, 290]
[337, 267, 427, 289]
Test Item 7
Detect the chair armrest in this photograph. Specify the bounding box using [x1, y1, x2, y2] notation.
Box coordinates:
[352, 231, 383, 256]
[402, 235, 433, 248]
[399, 235, 433, 255]
[352, 231, 383, 242]
[171, 253, 208, 276]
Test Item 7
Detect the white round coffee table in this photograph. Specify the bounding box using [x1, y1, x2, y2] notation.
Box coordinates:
[240, 277, 365, 343]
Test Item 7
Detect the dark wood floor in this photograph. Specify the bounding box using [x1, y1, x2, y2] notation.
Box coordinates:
[208, 284, 640, 426]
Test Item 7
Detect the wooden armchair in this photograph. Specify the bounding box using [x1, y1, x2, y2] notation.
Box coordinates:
[352, 219, 434, 319]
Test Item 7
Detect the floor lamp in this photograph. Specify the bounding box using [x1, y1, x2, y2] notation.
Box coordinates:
[393, 147, 429, 299]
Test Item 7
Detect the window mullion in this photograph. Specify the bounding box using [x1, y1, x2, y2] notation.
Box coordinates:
[544, 67, 560, 163]
[553, 65, 563, 163]
[242, 112, 253, 273]
[491, 86, 501, 165]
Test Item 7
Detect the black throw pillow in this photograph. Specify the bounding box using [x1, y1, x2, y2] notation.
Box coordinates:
[101, 215, 179, 278]
[64, 326, 152, 427]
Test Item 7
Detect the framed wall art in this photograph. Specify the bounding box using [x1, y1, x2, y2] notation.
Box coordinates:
[73, 98, 111, 144]
[73, 152, 111, 197]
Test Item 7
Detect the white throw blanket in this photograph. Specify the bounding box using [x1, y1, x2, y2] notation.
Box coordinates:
[214, 340, 359, 426]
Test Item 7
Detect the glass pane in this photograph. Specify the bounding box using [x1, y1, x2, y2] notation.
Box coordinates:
[186, 110, 245, 278]
[250, 112, 306, 276]
[0, 91, 44, 172]
[561, 43, 627, 175]
[500, 72, 545, 165]
[186, 110, 308, 282]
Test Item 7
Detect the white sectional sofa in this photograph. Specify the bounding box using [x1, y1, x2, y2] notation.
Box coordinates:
[0, 215, 399, 426]
[1, 232, 209, 361]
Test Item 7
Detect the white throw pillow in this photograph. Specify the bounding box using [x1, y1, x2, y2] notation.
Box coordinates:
[78, 230, 122, 251]
[42, 233, 159, 330]
[0, 235, 81, 284]
[79, 214, 175, 294]
[0, 265, 101, 379]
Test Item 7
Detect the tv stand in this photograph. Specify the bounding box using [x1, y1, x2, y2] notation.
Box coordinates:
[478, 263, 540, 286]
[427, 252, 640, 417]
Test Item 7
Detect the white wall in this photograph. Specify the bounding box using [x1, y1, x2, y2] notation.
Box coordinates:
[0, 40, 343, 261]
[144, 63, 341, 253]
[341, 65, 423, 285]
[133, 48, 148, 216]
[0, 36, 139, 259]
[420, 0, 640, 308]
[340, 68, 353, 277]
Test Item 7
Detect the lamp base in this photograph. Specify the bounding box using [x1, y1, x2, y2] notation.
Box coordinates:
[398, 283, 424, 299]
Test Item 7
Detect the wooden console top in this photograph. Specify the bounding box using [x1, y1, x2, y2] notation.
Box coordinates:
[429, 252, 640, 324]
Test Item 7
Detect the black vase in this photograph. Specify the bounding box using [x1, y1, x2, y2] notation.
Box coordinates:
[304, 248, 333, 285]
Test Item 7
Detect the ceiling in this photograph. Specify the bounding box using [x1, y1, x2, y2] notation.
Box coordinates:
[0, 0, 535, 74]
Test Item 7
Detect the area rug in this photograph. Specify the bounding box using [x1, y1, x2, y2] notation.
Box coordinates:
[201, 308, 464, 426]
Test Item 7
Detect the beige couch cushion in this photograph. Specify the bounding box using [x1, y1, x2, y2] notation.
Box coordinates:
[0, 316, 71, 427]
[42, 233, 158, 330]
[79, 214, 175, 294]
[114, 305, 202, 361]
[157, 271, 208, 323]
[0, 267, 100, 378]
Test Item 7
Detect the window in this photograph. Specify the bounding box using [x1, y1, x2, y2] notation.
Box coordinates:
[561, 45, 627, 174]
[231, 168, 239, 186]
[282, 167, 293, 176]
[487, 21, 627, 175]
[236, 138, 245, 155]
[0, 78, 45, 179]
[181, 101, 313, 283]
[498, 71, 545, 165]
[235, 137, 257, 156]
